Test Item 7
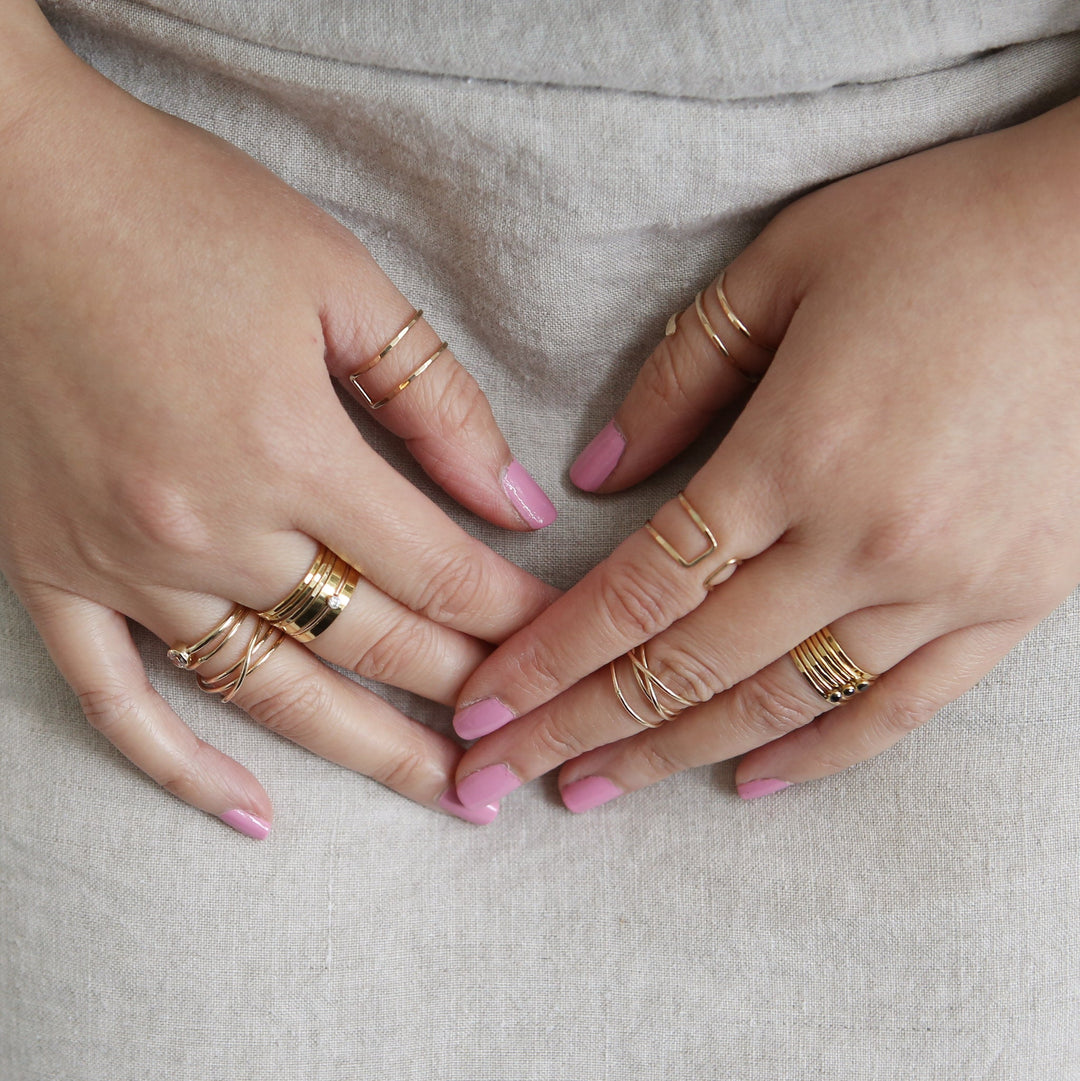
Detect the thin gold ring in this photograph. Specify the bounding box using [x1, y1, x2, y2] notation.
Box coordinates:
[197, 621, 285, 703]
[356, 343, 448, 410]
[645, 492, 719, 568]
[349, 310, 423, 379]
[789, 626, 878, 704]
[715, 272, 773, 352]
[611, 644, 699, 728]
[694, 290, 759, 383]
[167, 604, 247, 670]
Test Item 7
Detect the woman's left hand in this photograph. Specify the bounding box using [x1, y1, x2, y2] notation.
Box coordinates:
[445, 95, 1080, 812]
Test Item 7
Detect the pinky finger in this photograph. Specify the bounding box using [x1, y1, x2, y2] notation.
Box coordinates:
[733, 618, 1037, 800]
[30, 590, 274, 839]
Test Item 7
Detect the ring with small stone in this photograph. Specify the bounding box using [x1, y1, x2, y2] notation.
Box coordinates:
[258, 544, 362, 642]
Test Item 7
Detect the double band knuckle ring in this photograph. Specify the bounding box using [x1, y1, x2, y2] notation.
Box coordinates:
[348, 308, 449, 410]
[168, 605, 285, 704]
[258, 544, 362, 643]
[789, 626, 878, 704]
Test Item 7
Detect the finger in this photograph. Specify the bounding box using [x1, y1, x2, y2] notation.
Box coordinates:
[28, 589, 275, 839]
[731, 618, 1034, 798]
[569, 235, 800, 494]
[321, 254, 556, 530]
[547, 606, 932, 811]
[452, 540, 854, 805]
[150, 596, 500, 825]
[283, 418, 560, 643]
[451, 482, 795, 740]
[209, 533, 490, 707]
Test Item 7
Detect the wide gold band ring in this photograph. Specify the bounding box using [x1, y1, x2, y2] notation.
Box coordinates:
[789, 626, 878, 704]
[258, 544, 362, 642]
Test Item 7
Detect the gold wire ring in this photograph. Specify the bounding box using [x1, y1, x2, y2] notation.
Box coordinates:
[197, 621, 285, 703]
[789, 626, 878, 704]
[645, 492, 718, 568]
[355, 343, 448, 410]
[610, 657, 665, 728]
[665, 312, 679, 337]
[715, 272, 773, 352]
[628, 645, 696, 721]
[259, 544, 362, 642]
[349, 310, 423, 381]
[694, 290, 759, 383]
[703, 557, 742, 591]
[167, 604, 247, 670]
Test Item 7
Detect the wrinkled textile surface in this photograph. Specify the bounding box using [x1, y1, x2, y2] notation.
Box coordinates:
[3, 2, 1080, 1078]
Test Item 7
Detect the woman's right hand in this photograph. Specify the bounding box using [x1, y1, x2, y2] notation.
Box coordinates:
[0, 4, 558, 836]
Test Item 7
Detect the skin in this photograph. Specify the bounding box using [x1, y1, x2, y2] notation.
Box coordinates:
[452, 94, 1080, 811]
[0, 1, 559, 833]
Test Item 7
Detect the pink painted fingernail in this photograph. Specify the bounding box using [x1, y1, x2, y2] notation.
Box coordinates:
[453, 697, 514, 740]
[456, 763, 521, 808]
[569, 421, 626, 492]
[561, 775, 623, 814]
[219, 809, 271, 839]
[502, 460, 557, 529]
[737, 778, 792, 801]
[438, 786, 499, 825]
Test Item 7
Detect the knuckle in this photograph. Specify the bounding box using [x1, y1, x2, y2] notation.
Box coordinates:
[367, 741, 436, 795]
[510, 639, 570, 702]
[528, 717, 594, 763]
[242, 668, 334, 744]
[415, 549, 487, 625]
[598, 564, 682, 642]
[354, 616, 434, 686]
[640, 340, 708, 420]
[736, 671, 818, 739]
[425, 356, 490, 434]
[78, 685, 143, 739]
[628, 738, 689, 782]
[878, 693, 937, 736]
[651, 640, 732, 705]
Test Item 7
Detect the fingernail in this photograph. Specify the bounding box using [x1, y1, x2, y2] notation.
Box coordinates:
[561, 775, 623, 814]
[736, 778, 792, 801]
[456, 763, 521, 808]
[569, 420, 626, 492]
[453, 697, 515, 740]
[438, 786, 499, 825]
[219, 809, 271, 839]
[502, 460, 557, 529]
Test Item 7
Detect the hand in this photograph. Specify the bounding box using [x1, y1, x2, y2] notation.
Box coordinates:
[0, 12, 558, 836]
[447, 96, 1080, 813]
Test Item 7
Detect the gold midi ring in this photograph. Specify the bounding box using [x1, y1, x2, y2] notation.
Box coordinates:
[645, 492, 719, 568]
[258, 544, 362, 642]
[694, 290, 759, 383]
[790, 626, 878, 705]
[715, 272, 773, 352]
[611, 644, 698, 729]
[348, 309, 448, 410]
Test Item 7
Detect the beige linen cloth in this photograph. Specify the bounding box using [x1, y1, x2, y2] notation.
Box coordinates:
[3, 2, 1080, 1077]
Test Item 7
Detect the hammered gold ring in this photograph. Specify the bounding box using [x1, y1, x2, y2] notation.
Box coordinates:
[258, 544, 362, 642]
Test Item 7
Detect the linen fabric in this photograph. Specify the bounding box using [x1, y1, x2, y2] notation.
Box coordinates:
[2, 1, 1080, 1077]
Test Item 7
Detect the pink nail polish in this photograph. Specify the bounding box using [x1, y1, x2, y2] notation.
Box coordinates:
[561, 775, 623, 814]
[502, 460, 557, 529]
[219, 809, 271, 839]
[736, 778, 792, 801]
[438, 787, 499, 825]
[454, 697, 515, 740]
[456, 763, 521, 808]
[569, 421, 626, 492]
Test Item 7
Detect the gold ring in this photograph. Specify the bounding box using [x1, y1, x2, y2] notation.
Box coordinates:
[348, 308, 448, 410]
[611, 644, 698, 728]
[715, 272, 773, 352]
[694, 290, 759, 383]
[258, 544, 362, 642]
[197, 620, 285, 703]
[644, 492, 719, 568]
[789, 626, 878, 704]
[167, 604, 247, 670]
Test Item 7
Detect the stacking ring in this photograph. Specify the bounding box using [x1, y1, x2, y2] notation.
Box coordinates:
[258, 544, 362, 642]
[611, 644, 698, 729]
[790, 626, 878, 704]
[168, 605, 285, 703]
[348, 309, 449, 410]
